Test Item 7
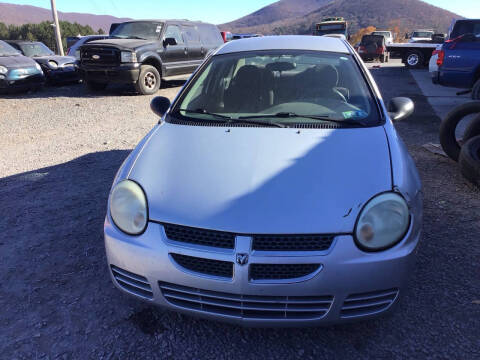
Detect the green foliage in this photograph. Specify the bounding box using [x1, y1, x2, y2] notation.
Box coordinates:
[0, 20, 99, 53]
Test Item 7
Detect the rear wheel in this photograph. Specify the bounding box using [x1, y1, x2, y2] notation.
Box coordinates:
[405, 51, 424, 69]
[135, 65, 161, 95]
[86, 81, 107, 91]
[380, 54, 386, 63]
[459, 135, 480, 186]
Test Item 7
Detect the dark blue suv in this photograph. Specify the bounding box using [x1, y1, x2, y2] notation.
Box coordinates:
[435, 19, 480, 99]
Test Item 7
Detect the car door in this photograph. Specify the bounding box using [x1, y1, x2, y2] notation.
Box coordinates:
[182, 25, 204, 73]
[161, 24, 188, 76]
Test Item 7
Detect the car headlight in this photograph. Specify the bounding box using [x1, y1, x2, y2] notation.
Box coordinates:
[0, 65, 9, 74]
[48, 60, 58, 69]
[354, 192, 410, 251]
[120, 51, 137, 63]
[109, 180, 148, 235]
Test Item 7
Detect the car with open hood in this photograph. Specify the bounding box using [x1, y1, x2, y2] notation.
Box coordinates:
[6, 40, 79, 84]
[0, 40, 44, 92]
[104, 35, 422, 326]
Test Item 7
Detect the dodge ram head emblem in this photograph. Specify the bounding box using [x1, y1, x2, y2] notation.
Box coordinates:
[92, 55, 100, 60]
[236, 253, 249, 266]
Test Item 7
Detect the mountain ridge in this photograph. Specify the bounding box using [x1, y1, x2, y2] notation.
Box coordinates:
[221, 0, 462, 35]
[0, 2, 131, 32]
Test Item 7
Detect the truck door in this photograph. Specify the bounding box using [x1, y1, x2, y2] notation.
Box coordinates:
[161, 24, 188, 76]
[182, 25, 204, 72]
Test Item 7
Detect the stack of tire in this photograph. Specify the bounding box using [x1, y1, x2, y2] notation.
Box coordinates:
[440, 102, 480, 186]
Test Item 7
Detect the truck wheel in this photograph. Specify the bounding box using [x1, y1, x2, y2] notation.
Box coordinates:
[380, 55, 385, 63]
[459, 135, 480, 186]
[463, 114, 480, 142]
[472, 79, 480, 100]
[439, 101, 480, 161]
[405, 51, 424, 69]
[135, 65, 161, 95]
[86, 81, 107, 91]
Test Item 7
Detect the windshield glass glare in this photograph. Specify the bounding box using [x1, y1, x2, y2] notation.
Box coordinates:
[111, 22, 163, 40]
[412, 31, 433, 38]
[20, 43, 54, 57]
[0, 41, 21, 56]
[174, 51, 378, 126]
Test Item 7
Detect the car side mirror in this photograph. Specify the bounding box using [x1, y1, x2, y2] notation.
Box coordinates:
[151, 96, 171, 118]
[388, 97, 414, 121]
[163, 37, 177, 47]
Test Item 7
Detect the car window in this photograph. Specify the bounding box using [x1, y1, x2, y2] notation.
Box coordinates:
[19, 43, 54, 57]
[173, 50, 379, 126]
[164, 25, 184, 45]
[0, 41, 21, 56]
[412, 31, 433, 38]
[183, 26, 201, 44]
[198, 24, 222, 46]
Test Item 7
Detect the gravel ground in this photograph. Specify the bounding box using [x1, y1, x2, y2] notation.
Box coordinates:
[1, 70, 479, 359]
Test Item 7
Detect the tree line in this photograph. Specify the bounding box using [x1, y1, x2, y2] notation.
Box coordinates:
[0, 21, 104, 53]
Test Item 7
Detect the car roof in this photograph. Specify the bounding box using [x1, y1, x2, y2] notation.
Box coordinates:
[119, 19, 213, 25]
[216, 35, 350, 55]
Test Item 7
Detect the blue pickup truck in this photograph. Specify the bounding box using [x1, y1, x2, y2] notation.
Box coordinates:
[434, 19, 480, 99]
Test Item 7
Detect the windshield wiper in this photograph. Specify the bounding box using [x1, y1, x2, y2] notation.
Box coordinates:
[240, 112, 366, 126]
[176, 109, 285, 128]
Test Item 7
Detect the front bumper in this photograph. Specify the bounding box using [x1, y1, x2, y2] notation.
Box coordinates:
[80, 63, 140, 84]
[105, 217, 420, 327]
[43, 65, 80, 83]
[0, 73, 45, 90]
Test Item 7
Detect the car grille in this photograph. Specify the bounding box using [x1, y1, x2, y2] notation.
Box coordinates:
[163, 223, 235, 249]
[250, 263, 321, 280]
[81, 47, 119, 67]
[111, 265, 153, 299]
[159, 282, 334, 320]
[340, 288, 399, 318]
[171, 253, 233, 278]
[252, 234, 335, 251]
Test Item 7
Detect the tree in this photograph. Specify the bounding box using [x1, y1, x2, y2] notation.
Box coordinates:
[349, 26, 376, 45]
[98, 28, 105, 35]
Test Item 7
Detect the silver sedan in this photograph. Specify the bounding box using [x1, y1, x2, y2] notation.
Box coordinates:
[105, 35, 423, 326]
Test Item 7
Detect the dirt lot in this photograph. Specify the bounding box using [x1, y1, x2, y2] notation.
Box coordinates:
[1, 69, 479, 359]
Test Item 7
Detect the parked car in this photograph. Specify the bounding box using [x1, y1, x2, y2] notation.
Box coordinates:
[79, 20, 223, 95]
[6, 40, 79, 84]
[358, 34, 389, 62]
[66, 35, 109, 60]
[434, 32, 480, 99]
[371, 30, 394, 44]
[0, 40, 44, 92]
[105, 35, 422, 326]
[220, 31, 233, 43]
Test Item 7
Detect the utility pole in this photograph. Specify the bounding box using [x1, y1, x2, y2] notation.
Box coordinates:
[50, 0, 64, 55]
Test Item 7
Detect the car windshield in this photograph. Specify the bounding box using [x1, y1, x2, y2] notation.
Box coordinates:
[412, 32, 433, 38]
[0, 41, 21, 56]
[111, 22, 163, 40]
[173, 50, 379, 127]
[20, 43, 54, 57]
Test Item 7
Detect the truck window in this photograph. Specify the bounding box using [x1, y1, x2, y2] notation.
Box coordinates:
[199, 24, 222, 46]
[183, 26, 201, 44]
[450, 20, 480, 39]
[164, 25, 184, 44]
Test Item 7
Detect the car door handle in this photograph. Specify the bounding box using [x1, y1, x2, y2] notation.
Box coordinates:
[184, 47, 188, 55]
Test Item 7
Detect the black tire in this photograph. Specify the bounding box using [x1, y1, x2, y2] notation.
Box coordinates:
[472, 78, 480, 100]
[405, 51, 424, 69]
[135, 65, 161, 95]
[459, 135, 480, 186]
[439, 101, 480, 161]
[463, 114, 480, 142]
[86, 81, 107, 91]
[380, 55, 385, 63]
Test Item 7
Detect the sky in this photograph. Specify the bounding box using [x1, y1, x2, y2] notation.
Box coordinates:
[3, 0, 480, 24]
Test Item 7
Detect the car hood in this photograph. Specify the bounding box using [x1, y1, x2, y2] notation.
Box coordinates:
[84, 38, 153, 50]
[33, 55, 77, 65]
[129, 123, 392, 234]
[0, 54, 37, 69]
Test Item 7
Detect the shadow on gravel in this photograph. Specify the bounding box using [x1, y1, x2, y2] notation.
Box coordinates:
[0, 79, 186, 100]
